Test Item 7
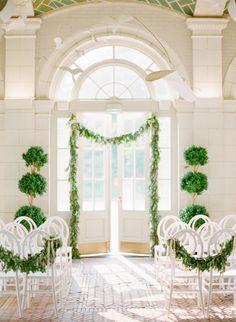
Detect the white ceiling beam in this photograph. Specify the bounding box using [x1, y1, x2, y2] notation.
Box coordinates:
[194, 0, 228, 17]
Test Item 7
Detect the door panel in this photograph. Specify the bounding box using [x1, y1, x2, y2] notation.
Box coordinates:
[78, 112, 111, 254]
[118, 112, 150, 254]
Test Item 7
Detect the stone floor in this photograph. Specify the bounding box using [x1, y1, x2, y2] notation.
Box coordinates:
[0, 255, 235, 321]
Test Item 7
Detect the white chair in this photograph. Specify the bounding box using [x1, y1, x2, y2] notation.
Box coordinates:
[41, 217, 72, 280]
[160, 229, 205, 318]
[219, 214, 236, 229]
[188, 214, 211, 230]
[15, 216, 37, 232]
[0, 230, 23, 317]
[205, 228, 236, 317]
[154, 216, 181, 278]
[5, 222, 28, 242]
[21, 229, 64, 317]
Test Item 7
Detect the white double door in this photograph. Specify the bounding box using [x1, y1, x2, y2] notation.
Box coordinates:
[78, 112, 150, 254]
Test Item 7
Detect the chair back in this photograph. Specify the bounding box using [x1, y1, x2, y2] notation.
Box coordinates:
[45, 216, 69, 245]
[188, 215, 211, 230]
[197, 222, 220, 244]
[22, 229, 49, 258]
[164, 221, 188, 243]
[0, 229, 21, 255]
[219, 214, 236, 229]
[173, 228, 204, 258]
[157, 215, 181, 245]
[5, 222, 28, 241]
[207, 228, 235, 256]
[15, 216, 37, 232]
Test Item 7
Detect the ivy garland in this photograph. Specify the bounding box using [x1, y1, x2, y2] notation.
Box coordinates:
[0, 237, 62, 273]
[68, 113, 160, 257]
[167, 237, 234, 273]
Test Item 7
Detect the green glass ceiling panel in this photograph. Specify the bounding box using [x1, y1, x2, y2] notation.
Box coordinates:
[33, 0, 196, 16]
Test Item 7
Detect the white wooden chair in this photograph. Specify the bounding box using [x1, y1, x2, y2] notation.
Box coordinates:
[154, 216, 181, 278]
[0, 230, 23, 317]
[21, 229, 64, 317]
[197, 221, 220, 247]
[160, 229, 205, 318]
[205, 228, 236, 317]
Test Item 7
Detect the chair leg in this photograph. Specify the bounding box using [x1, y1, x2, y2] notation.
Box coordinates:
[167, 279, 174, 317]
[207, 270, 213, 318]
[197, 271, 205, 318]
[15, 272, 22, 318]
[51, 265, 58, 317]
[22, 274, 28, 316]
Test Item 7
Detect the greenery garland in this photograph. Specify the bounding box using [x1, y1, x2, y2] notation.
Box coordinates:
[68, 113, 160, 257]
[167, 237, 234, 273]
[0, 237, 62, 273]
[69, 114, 81, 259]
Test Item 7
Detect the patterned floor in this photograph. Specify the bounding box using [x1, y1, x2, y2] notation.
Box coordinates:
[0, 255, 235, 321]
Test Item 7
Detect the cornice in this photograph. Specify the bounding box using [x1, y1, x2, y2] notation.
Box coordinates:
[186, 18, 228, 36]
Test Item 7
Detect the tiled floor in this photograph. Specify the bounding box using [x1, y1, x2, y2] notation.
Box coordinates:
[0, 255, 235, 321]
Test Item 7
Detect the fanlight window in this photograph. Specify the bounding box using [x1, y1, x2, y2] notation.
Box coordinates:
[55, 44, 172, 101]
[79, 66, 150, 99]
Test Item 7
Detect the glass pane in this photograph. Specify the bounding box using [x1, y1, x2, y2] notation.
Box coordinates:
[75, 46, 113, 69]
[159, 148, 171, 179]
[114, 83, 128, 98]
[99, 84, 114, 97]
[94, 180, 105, 210]
[135, 149, 145, 178]
[83, 180, 93, 211]
[115, 46, 153, 69]
[79, 78, 99, 99]
[122, 179, 133, 210]
[57, 181, 70, 211]
[135, 180, 145, 210]
[56, 74, 73, 100]
[95, 150, 104, 178]
[124, 149, 133, 177]
[89, 66, 113, 86]
[83, 150, 92, 179]
[158, 180, 171, 211]
[114, 66, 137, 87]
[159, 117, 171, 148]
[154, 79, 171, 101]
[129, 78, 150, 98]
[57, 149, 69, 180]
[57, 118, 70, 148]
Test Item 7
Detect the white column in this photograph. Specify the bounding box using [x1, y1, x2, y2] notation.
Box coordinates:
[3, 18, 41, 99]
[186, 18, 228, 98]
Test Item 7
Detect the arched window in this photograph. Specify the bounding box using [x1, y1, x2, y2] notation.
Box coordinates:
[55, 44, 172, 101]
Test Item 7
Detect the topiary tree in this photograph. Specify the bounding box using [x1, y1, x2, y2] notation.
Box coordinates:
[15, 146, 48, 229]
[179, 145, 209, 228]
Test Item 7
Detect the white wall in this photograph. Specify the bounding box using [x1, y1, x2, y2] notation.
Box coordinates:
[0, 3, 236, 223]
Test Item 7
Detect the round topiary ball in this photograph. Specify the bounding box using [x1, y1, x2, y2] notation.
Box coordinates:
[184, 145, 208, 167]
[181, 171, 208, 195]
[18, 172, 47, 197]
[15, 205, 46, 230]
[179, 204, 209, 228]
[23, 146, 48, 171]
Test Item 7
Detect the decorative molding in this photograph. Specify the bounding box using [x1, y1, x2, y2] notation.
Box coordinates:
[186, 18, 228, 36]
[3, 18, 41, 36]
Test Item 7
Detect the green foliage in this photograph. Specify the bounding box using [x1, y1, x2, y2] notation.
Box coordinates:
[167, 237, 234, 273]
[15, 205, 46, 230]
[179, 204, 209, 228]
[22, 146, 48, 171]
[184, 145, 208, 166]
[0, 237, 62, 273]
[181, 171, 208, 195]
[68, 113, 160, 257]
[18, 173, 47, 197]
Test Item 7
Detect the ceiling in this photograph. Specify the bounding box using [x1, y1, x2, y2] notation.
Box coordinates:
[32, 0, 197, 17]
